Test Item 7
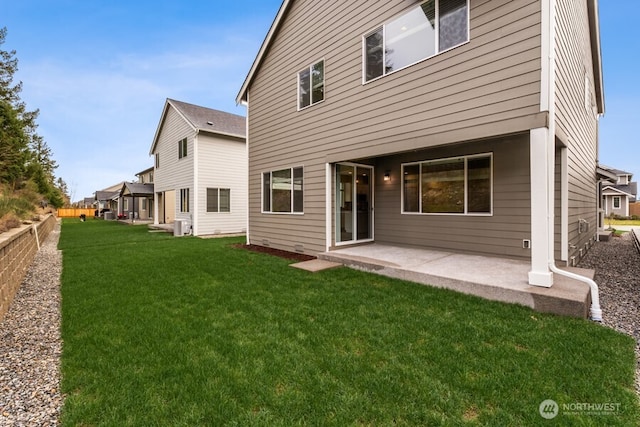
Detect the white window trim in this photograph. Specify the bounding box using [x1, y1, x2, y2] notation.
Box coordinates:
[612, 196, 621, 209]
[362, 0, 470, 84]
[297, 59, 325, 111]
[261, 166, 304, 215]
[401, 153, 493, 216]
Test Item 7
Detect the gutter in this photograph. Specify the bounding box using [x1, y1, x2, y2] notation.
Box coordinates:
[544, 0, 602, 321]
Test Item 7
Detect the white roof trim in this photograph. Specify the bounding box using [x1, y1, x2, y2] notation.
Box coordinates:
[236, 0, 291, 105]
[602, 186, 634, 198]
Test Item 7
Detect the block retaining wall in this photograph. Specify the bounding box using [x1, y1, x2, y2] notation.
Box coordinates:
[0, 214, 57, 320]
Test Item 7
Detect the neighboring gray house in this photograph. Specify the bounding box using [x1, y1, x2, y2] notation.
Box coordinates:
[149, 99, 247, 236]
[600, 166, 637, 217]
[237, 0, 605, 287]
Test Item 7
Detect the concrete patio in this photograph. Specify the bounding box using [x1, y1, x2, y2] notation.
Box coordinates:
[318, 244, 594, 319]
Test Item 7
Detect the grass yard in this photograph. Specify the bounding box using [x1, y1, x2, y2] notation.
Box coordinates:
[58, 220, 639, 426]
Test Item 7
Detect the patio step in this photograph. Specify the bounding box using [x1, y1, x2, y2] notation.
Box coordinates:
[319, 246, 592, 319]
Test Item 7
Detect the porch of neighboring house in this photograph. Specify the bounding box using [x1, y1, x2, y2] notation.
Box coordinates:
[317, 243, 593, 319]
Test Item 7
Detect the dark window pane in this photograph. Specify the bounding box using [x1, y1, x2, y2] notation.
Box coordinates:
[403, 164, 420, 212]
[263, 172, 271, 211]
[293, 167, 303, 213]
[220, 189, 230, 212]
[272, 169, 292, 212]
[311, 61, 324, 104]
[210, 188, 218, 212]
[365, 28, 384, 81]
[422, 159, 464, 213]
[467, 157, 491, 213]
[439, 0, 468, 51]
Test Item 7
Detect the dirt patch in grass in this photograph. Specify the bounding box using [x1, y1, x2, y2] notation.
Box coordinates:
[233, 243, 315, 262]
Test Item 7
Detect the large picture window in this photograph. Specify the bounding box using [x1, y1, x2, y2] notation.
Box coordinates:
[364, 0, 469, 82]
[262, 167, 303, 213]
[207, 188, 231, 213]
[298, 60, 324, 109]
[402, 154, 492, 215]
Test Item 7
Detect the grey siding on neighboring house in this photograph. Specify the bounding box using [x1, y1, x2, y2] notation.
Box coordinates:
[555, 0, 599, 261]
[247, 0, 544, 255]
[153, 106, 195, 223]
[373, 135, 532, 258]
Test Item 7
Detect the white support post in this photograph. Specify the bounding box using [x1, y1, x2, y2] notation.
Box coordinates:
[529, 128, 554, 287]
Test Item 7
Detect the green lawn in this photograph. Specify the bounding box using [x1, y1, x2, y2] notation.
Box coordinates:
[59, 220, 639, 426]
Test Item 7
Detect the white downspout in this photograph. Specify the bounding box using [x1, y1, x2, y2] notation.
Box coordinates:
[544, 0, 602, 321]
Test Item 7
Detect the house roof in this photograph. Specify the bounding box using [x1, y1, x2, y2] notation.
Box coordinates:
[149, 99, 246, 155]
[136, 166, 154, 176]
[95, 190, 119, 201]
[602, 183, 637, 200]
[120, 182, 154, 197]
[236, 0, 606, 115]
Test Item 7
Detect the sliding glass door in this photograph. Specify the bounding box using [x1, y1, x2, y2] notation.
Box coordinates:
[336, 164, 373, 244]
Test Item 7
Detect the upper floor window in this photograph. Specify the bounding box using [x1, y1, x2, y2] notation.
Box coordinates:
[364, 0, 469, 82]
[298, 60, 324, 109]
[178, 137, 188, 159]
[262, 167, 303, 213]
[155, 153, 160, 168]
[402, 153, 492, 215]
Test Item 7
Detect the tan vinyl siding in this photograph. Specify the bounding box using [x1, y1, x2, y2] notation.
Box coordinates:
[374, 134, 531, 258]
[153, 106, 194, 224]
[555, 0, 599, 262]
[196, 134, 247, 235]
[247, 0, 544, 255]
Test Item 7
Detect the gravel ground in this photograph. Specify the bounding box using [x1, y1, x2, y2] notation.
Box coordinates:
[578, 231, 640, 397]
[0, 222, 637, 426]
[0, 220, 62, 426]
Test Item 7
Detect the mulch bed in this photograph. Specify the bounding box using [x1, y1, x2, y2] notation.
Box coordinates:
[232, 243, 316, 262]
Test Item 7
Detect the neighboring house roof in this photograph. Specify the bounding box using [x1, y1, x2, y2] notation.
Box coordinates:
[602, 183, 637, 201]
[83, 197, 94, 206]
[149, 98, 246, 155]
[95, 190, 119, 201]
[136, 166, 154, 176]
[120, 182, 154, 197]
[235, 0, 605, 114]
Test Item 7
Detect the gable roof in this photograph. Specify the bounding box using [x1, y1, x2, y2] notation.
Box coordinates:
[236, 0, 290, 104]
[586, 0, 605, 115]
[602, 183, 637, 200]
[120, 182, 154, 197]
[236, 0, 605, 114]
[149, 98, 246, 155]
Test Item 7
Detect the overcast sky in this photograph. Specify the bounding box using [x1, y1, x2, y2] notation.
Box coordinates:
[2, 1, 638, 201]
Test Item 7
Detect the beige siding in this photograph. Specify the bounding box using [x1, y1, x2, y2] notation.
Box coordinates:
[247, 0, 544, 255]
[196, 134, 247, 235]
[152, 106, 195, 225]
[554, 0, 599, 262]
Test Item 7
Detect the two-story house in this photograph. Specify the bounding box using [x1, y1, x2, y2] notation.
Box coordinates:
[118, 166, 155, 221]
[600, 166, 637, 218]
[150, 99, 247, 236]
[237, 0, 604, 291]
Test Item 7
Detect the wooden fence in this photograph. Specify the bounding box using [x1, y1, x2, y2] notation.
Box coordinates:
[630, 203, 640, 218]
[57, 208, 96, 218]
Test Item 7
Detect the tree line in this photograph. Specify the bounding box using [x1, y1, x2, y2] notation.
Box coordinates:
[0, 27, 67, 210]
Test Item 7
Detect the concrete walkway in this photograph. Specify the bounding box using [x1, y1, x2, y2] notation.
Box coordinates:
[319, 244, 594, 319]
